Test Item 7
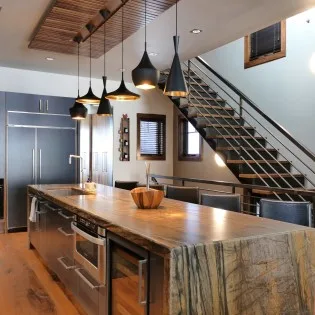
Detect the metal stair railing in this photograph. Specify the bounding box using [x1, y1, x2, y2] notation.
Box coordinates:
[177, 65, 308, 201]
[183, 63, 308, 198]
[180, 78, 301, 201]
[190, 57, 315, 188]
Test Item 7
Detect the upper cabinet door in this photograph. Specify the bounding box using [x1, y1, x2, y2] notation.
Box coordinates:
[44, 96, 75, 115]
[6, 92, 43, 113]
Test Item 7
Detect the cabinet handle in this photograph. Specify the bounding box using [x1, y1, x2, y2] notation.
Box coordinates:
[58, 227, 74, 237]
[39, 149, 42, 180]
[138, 259, 148, 305]
[58, 257, 76, 270]
[75, 268, 103, 290]
[102, 152, 108, 172]
[39, 99, 42, 112]
[58, 211, 74, 220]
[45, 204, 60, 212]
[46, 100, 49, 112]
[32, 149, 35, 180]
[35, 210, 47, 214]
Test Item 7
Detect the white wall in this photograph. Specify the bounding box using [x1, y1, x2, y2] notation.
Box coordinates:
[0, 66, 174, 183]
[199, 9, 315, 187]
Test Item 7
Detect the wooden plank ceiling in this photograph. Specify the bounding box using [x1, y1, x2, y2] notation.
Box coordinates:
[29, 0, 177, 58]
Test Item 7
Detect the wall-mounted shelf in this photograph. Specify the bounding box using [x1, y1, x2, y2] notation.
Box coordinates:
[119, 114, 130, 161]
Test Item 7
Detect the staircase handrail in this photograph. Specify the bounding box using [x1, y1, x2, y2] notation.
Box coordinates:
[195, 56, 315, 163]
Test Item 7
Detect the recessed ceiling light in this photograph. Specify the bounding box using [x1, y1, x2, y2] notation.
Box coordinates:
[46, 57, 54, 61]
[190, 29, 202, 34]
[148, 52, 158, 57]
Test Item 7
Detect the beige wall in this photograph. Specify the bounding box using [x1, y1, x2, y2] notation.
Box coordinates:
[173, 107, 240, 194]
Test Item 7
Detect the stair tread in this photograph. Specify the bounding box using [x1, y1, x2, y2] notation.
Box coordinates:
[191, 113, 240, 119]
[181, 104, 233, 111]
[209, 135, 264, 139]
[217, 147, 277, 151]
[205, 124, 253, 129]
[227, 160, 289, 164]
[189, 82, 210, 87]
[252, 189, 276, 195]
[189, 96, 225, 101]
[239, 173, 304, 179]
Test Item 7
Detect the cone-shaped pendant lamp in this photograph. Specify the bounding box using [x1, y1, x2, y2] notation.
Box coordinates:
[70, 37, 87, 120]
[132, 0, 159, 90]
[77, 24, 100, 105]
[106, 1, 140, 101]
[97, 13, 113, 116]
[164, 0, 188, 97]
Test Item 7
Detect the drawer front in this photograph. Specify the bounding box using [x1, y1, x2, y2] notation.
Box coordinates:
[55, 256, 77, 295]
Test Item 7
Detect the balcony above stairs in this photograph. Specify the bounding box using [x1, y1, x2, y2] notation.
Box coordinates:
[159, 57, 315, 204]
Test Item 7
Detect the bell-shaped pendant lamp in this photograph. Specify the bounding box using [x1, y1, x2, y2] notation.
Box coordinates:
[164, 0, 188, 97]
[132, 0, 159, 89]
[77, 24, 100, 105]
[106, 1, 140, 101]
[97, 11, 113, 116]
[70, 37, 87, 120]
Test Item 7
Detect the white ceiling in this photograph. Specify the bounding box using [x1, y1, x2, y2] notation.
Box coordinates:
[1, 0, 315, 82]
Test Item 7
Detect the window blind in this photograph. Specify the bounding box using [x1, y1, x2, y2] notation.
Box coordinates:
[140, 119, 165, 156]
[250, 22, 281, 60]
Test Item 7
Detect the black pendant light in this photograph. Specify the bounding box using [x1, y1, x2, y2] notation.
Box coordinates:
[106, 1, 140, 101]
[97, 10, 113, 116]
[164, 0, 188, 97]
[70, 37, 87, 120]
[77, 24, 101, 105]
[131, 0, 159, 90]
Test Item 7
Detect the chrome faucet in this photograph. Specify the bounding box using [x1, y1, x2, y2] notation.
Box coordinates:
[69, 155, 84, 185]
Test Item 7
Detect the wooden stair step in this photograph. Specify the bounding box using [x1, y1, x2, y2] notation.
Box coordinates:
[208, 135, 263, 139]
[205, 125, 253, 129]
[239, 173, 304, 179]
[180, 103, 233, 111]
[189, 96, 225, 101]
[252, 189, 276, 195]
[190, 113, 240, 119]
[217, 147, 276, 151]
[189, 82, 209, 87]
[227, 160, 288, 164]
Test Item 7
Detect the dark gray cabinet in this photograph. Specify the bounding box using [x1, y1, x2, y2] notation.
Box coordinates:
[6, 92, 74, 115]
[7, 127, 76, 230]
[0, 92, 5, 178]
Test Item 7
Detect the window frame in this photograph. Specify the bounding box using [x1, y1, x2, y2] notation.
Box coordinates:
[137, 113, 166, 161]
[244, 20, 286, 69]
[178, 117, 202, 161]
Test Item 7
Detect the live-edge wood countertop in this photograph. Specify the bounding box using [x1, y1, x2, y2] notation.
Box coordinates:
[28, 184, 308, 254]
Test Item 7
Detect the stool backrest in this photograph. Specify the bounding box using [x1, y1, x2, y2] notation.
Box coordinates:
[259, 199, 312, 227]
[115, 180, 139, 191]
[200, 194, 241, 212]
[166, 185, 199, 204]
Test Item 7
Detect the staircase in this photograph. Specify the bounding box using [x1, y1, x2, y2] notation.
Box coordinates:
[159, 57, 315, 204]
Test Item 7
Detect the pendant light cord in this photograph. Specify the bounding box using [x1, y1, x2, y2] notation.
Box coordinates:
[104, 19, 106, 76]
[78, 42, 80, 96]
[176, 0, 178, 37]
[121, 1, 124, 80]
[89, 36, 92, 85]
[144, 0, 147, 51]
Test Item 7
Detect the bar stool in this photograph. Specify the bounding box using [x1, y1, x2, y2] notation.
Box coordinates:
[200, 194, 241, 212]
[114, 180, 139, 191]
[137, 183, 165, 192]
[259, 199, 312, 227]
[166, 185, 199, 204]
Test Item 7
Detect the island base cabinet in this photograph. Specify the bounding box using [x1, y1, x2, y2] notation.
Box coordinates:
[107, 232, 164, 315]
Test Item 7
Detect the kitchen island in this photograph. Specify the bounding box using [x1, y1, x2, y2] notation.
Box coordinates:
[28, 184, 315, 315]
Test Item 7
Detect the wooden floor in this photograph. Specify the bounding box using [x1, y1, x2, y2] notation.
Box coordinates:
[0, 232, 80, 315]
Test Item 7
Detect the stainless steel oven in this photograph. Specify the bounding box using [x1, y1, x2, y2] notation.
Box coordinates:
[71, 216, 106, 285]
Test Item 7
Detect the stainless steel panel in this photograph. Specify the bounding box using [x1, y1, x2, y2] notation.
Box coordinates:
[0, 91, 5, 178]
[79, 116, 91, 183]
[7, 127, 35, 229]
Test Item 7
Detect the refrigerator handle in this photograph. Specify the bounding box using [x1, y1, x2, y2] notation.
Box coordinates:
[46, 100, 49, 112]
[39, 149, 42, 180]
[32, 149, 35, 181]
[39, 99, 42, 112]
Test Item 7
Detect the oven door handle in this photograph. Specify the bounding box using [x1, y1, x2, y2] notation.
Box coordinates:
[71, 222, 106, 246]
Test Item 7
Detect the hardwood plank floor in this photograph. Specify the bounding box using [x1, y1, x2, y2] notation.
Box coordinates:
[0, 232, 80, 315]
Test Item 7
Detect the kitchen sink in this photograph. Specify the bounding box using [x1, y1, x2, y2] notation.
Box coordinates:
[46, 188, 91, 197]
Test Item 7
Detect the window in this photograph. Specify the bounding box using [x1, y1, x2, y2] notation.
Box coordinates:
[178, 117, 202, 161]
[244, 21, 286, 69]
[137, 113, 166, 160]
